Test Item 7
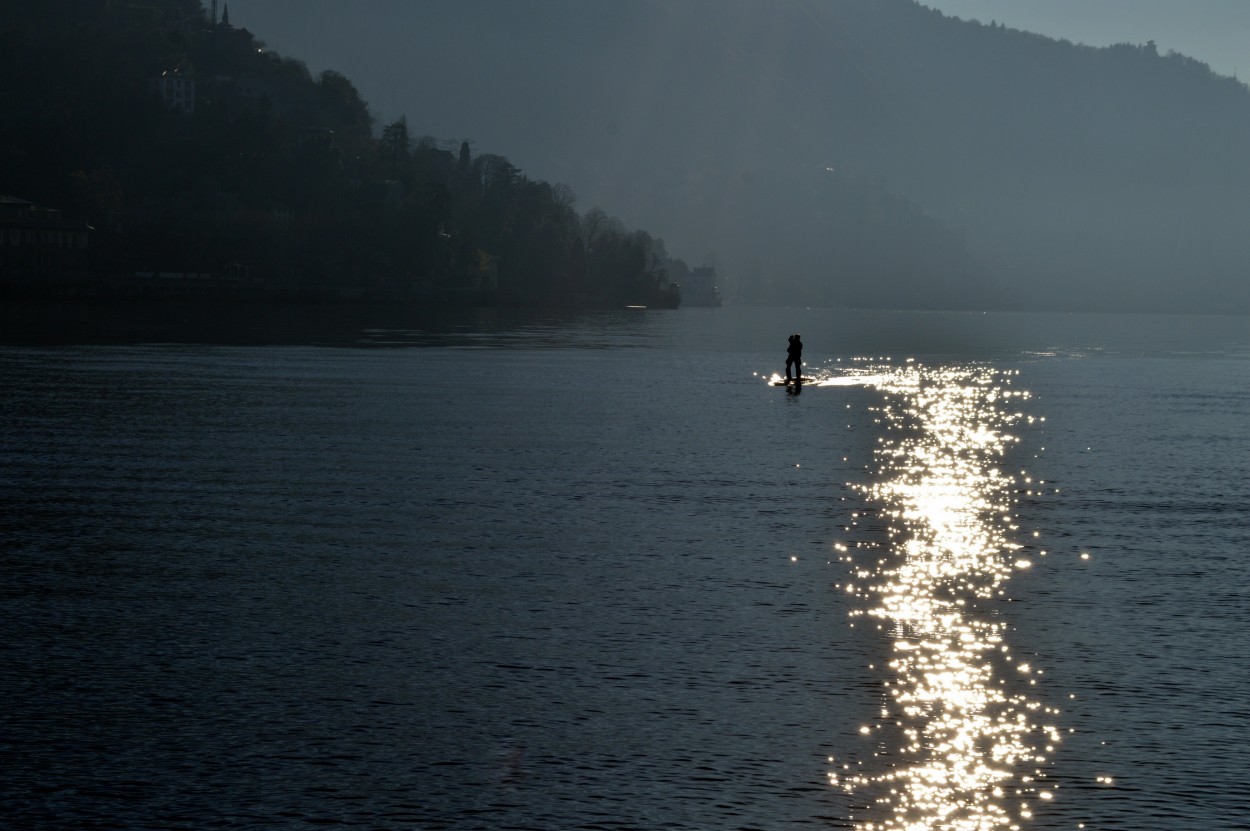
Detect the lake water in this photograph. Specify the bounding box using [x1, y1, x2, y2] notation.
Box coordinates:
[2, 306, 1248, 830]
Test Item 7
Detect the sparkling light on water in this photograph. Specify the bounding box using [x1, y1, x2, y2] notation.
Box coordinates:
[839, 365, 1061, 830]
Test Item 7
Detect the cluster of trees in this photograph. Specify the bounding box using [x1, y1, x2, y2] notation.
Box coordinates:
[359, 118, 679, 306]
[0, 0, 680, 307]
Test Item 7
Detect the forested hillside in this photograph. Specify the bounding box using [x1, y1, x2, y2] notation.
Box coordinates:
[846, 1, 1250, 311]
[352, 0, 1250, 312]
[10, 0, 1249, 311]
[0, 0, 679, 307]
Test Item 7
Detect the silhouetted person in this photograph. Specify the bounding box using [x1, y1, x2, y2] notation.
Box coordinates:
[786, 334, 803, 381]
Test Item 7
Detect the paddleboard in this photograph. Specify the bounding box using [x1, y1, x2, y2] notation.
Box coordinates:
[772, 377, 814, 386]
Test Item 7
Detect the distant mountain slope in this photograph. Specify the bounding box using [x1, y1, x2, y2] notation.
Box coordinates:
[373, 0, 1250, 311]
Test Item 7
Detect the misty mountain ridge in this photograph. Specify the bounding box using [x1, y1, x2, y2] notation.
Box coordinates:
[8, 0, 1250, 312]
[383, 0, 1250, 312]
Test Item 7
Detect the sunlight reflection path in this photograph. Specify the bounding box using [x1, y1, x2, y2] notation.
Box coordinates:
[836, 364, 1061, 831]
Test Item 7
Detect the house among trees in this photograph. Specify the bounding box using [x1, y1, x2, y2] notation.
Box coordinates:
[150, 69, 196, 114]
[0, 196, 92, 290]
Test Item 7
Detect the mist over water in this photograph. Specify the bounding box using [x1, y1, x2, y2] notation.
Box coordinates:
[2, 308, 1248, 829]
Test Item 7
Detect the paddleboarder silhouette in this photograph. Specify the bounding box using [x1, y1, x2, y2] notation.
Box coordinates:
[785, 334, 803, 382]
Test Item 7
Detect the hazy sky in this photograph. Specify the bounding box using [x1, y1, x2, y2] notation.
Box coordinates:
[924, 0, 1250, 79]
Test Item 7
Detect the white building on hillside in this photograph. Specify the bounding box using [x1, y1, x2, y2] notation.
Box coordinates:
[152, 70, 196, 114]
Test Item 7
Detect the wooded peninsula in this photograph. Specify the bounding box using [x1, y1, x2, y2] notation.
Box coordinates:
[0, 1, 684, 309]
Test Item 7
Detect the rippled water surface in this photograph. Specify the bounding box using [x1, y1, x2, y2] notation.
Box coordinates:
[2, 306, 1247, 829]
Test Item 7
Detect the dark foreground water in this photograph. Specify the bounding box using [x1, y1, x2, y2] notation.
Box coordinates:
[2, 306, 1247, 830]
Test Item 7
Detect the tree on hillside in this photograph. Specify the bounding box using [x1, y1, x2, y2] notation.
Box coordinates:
[381, 116, 411, 168]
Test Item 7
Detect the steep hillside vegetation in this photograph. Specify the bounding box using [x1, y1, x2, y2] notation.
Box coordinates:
[0, 0, 680, 307]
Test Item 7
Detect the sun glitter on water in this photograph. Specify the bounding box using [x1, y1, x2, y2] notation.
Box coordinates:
[837, 364, 1062, 831]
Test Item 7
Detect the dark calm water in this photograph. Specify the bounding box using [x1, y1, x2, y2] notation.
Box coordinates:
[2, 306, 1247, 830]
